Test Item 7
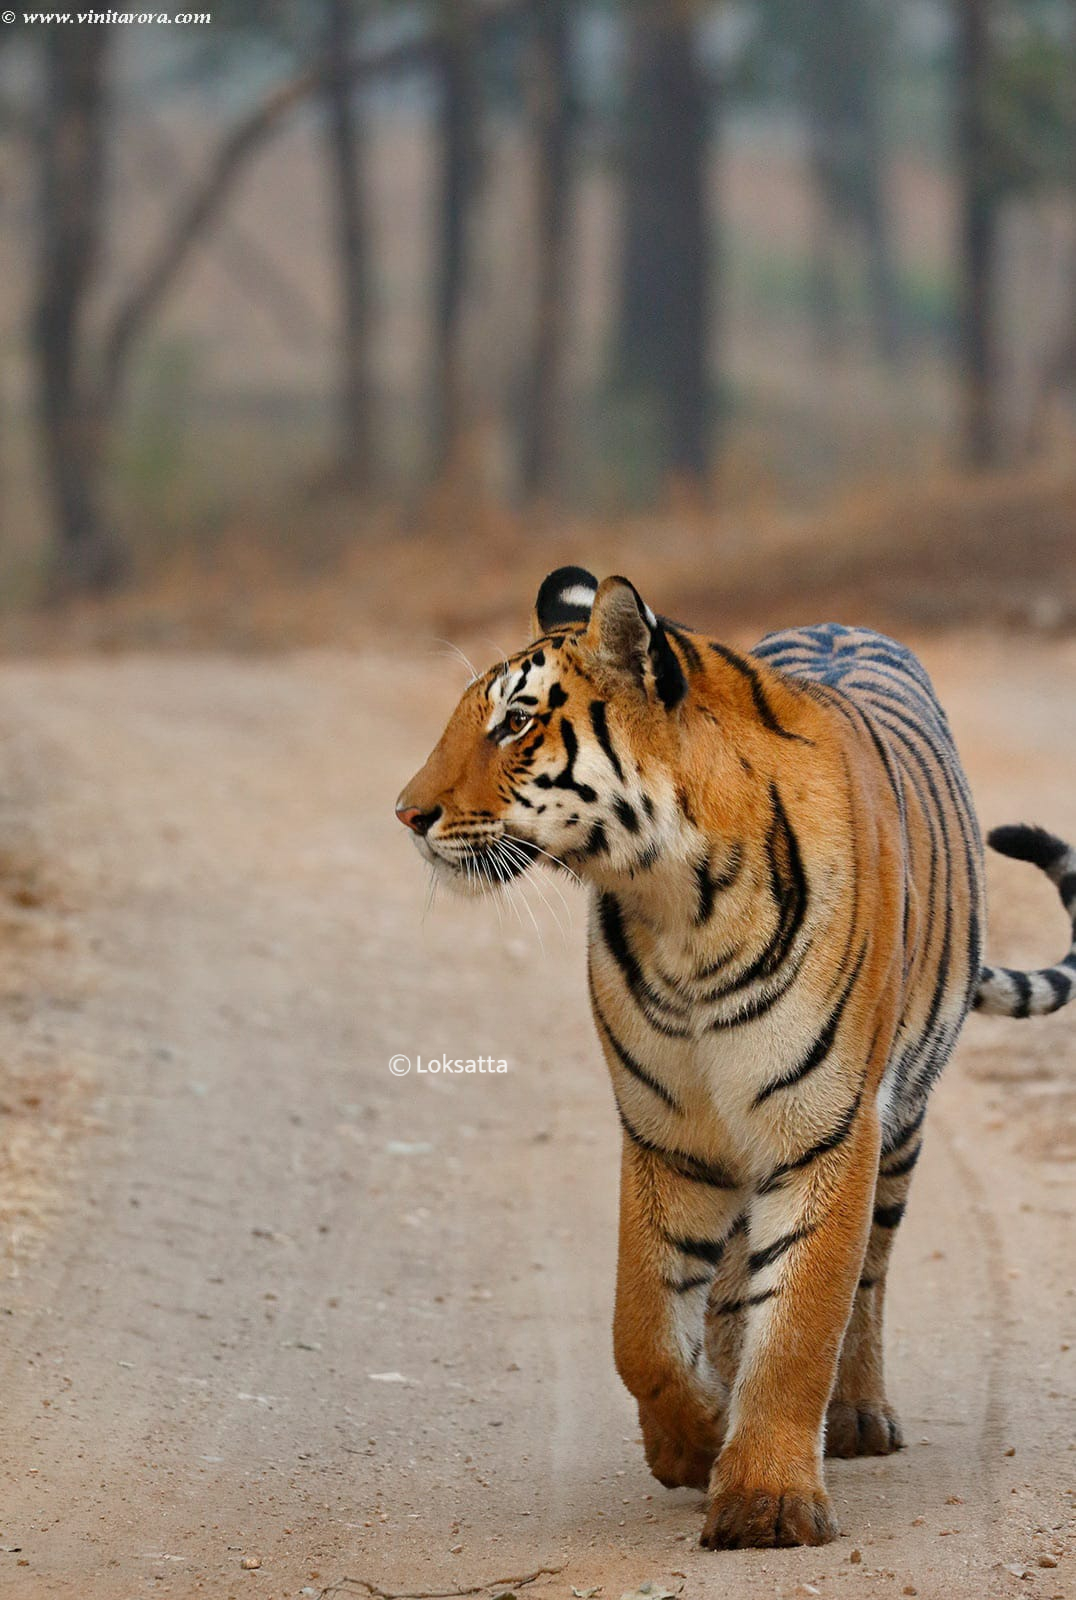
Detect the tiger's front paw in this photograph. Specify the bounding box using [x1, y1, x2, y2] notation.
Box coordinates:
[637, 1399, 720, 1490]
[700, 1486, 839, 1549]
[641, 1422, 714, 1491]
[825, 1400, 903, 1458]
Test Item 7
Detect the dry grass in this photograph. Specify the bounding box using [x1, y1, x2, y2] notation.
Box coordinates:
[2, 462, 1074, 660]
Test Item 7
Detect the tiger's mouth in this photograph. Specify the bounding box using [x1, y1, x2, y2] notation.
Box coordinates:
[420, 833, 540, 894]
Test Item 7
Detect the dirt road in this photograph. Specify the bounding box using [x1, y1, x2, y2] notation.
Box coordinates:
[0, 637, 1073, 1600]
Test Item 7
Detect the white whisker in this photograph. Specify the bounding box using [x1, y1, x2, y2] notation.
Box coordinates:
[421, 862, 438, 922]
[499, 838, 570, 934]
[497, 838, 567, 946]
[478, 636, 512, 676]
[517, 857, 571, 944]
[433, 638, 481, 685]
[493, 841, 545, 955]
[496, 855, 527, 935]
[480, 850, 505, 926]
[500, 836, 579, 931]
[502, 831, 583, 887]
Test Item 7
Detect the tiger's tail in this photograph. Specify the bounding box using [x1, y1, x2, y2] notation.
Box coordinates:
[974, 824, 1076, 1017]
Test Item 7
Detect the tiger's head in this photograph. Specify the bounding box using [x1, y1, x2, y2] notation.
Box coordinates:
[395, 566, 704, 896]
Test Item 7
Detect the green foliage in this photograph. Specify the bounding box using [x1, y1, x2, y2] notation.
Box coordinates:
[121, 339, 200, 526]
[724, 236, 956, 345]
[984, 17, 1075, 197]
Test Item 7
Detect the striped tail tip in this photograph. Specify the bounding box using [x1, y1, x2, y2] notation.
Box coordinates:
[974, 961, 1075, 1017]
[975, 823, 1076, 1018]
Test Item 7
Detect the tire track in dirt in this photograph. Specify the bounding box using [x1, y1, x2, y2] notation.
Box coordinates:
[928, 1109, 1012, 1484]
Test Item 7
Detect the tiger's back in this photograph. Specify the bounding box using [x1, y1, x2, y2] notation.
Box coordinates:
[753, 622, 985, 1145]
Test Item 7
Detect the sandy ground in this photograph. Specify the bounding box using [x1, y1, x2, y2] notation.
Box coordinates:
[0, 635, 1073, 1600]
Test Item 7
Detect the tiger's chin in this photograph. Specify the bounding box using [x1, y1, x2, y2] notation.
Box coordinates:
[419, 835, 541, 897]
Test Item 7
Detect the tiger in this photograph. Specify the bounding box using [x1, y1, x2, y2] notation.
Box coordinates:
[395, 565, 1076, 1550]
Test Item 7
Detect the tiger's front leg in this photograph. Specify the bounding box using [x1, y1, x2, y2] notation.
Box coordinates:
[701, 1098, 880, 1549]
[613, 1134, 745, 1492]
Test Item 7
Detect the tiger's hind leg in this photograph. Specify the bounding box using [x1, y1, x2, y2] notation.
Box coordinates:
[826, 1103, 924, 1457]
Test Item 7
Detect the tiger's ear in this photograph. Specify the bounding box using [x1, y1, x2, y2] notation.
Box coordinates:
[532, 566, 599, 635]
[585, 576, 687, 709]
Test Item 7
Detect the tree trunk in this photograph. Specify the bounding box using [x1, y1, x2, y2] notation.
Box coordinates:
[323, 0, 373, 487]
[800, 0, 899, 362]
[520, 0, 572, 502]
[858, 105, 901, 362]
[956, 0, 1000, 467]
[806, 144, 843, 360]
[431, 0, 480, 479]
[616, 0, 711, 487]
[35, 25, 125, 591]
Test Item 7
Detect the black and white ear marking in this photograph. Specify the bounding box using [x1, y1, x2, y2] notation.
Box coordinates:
[586, 575, 687, 710]
[534, 566, 599, 633]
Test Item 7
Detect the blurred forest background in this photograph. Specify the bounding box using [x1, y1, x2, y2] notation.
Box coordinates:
[1, 0, 1075, 650]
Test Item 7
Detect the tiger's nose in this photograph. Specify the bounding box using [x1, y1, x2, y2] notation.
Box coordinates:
[395, 803, 442, 836]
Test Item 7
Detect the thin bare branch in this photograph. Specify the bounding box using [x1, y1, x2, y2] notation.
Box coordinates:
[98, 1, 527, 412]
[136, 112, 325, 349]
[320, 1565, 564, 1600]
